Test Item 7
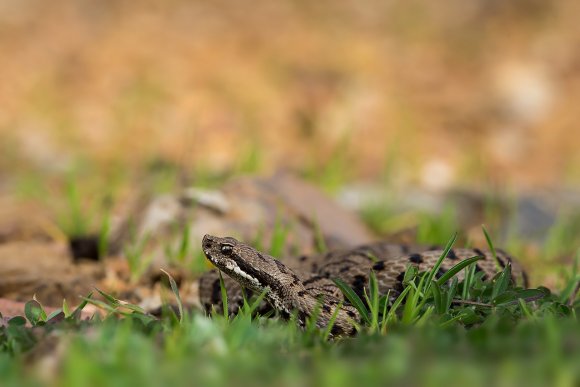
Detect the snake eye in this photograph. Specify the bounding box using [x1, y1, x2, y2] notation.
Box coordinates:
[220, 243, 234, 255]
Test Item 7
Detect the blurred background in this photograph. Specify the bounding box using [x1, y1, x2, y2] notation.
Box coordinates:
[1, 0, 579, 188]
[1, 0, 580, 274]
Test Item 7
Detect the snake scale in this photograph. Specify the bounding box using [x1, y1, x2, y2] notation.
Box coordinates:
[200, 234, 527, 336]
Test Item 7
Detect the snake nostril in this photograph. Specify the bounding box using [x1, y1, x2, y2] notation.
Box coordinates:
[202, 235, 212, 249]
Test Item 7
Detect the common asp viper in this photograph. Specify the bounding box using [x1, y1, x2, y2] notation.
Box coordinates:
[200, 234, 527, 336]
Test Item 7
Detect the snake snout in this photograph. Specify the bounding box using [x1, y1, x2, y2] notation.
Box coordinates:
[202, 234, 215, 254]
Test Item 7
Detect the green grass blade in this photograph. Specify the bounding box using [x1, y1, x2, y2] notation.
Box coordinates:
[333, 278, 371, 325]
[415, 305, 435, 327]
[117, 301, 147, 315]
[430, 281, 444, 314]
[95, 288, 120, 306]
[62, 299, 71, 318]
[491, 264, 512, 301]
[462, 264, 476, 300]
[71, 292, 93, 320]
[439, 312, 465, 328]
[217, 270, 229, 320]
[81, 297, 128, 317]
[246, 287, 269, 315]
[161, 269, 184, 324]
[493, 288, 547, 306]
[482, 225, 502, 270]
[380, 290, 391, 334]
[446, 277, 458, 310]
[322, 301, 344, 340]
[305, 301, 323, 335]
[401, 286, 417, 324]
[518, 298, 534, 319]
[558, 250, 579, 304]
[435, 256, 484, 286]
[364, 271, 380, 330]
[423, 232, 457, 293]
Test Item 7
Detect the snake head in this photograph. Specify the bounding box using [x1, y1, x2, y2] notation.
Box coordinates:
[201, 234, 272, 292]
[201, 235, 238, 262]
[202, 234, 239, 267]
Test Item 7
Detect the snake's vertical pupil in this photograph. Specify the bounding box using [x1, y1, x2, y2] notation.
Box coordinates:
[221, 244, 234, 255]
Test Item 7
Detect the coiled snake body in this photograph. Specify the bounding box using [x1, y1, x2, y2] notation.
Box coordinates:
[201, 235, 527, 336]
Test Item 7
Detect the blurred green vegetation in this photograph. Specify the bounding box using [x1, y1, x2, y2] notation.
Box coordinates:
[1, 293, 578, 387]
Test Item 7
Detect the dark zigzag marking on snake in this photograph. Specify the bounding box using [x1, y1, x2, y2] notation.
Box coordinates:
[303, 275, 327, 286]
[256, 252, 269, 262]
[446, 249, 458, 260]
[210, 279, 222, 305]
[274, 259, 291, 274]
[394, 272, 406, 293]
[496, 248, 511, 269]
[372, 261, 386, 270]
[409, 253, 424, 263]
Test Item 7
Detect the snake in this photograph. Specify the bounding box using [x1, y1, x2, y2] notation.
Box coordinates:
[200, 234, 527, 336]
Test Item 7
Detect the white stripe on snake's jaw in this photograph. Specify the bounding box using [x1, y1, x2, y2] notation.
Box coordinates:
[230, 261, 263, 289]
